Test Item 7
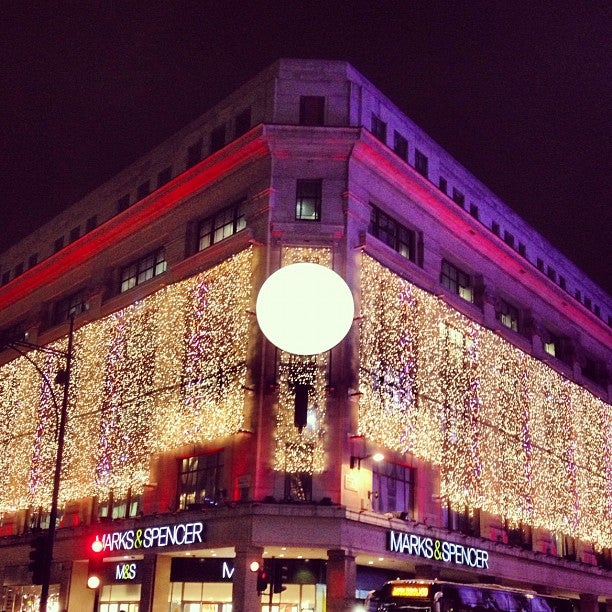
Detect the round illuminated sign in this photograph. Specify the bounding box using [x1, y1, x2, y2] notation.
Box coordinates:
[256, 263, 354, 355]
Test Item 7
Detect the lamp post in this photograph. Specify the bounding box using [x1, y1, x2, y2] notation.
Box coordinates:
[1, 314, 75, 612]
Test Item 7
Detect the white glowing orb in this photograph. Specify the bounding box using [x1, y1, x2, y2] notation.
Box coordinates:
[256, 263, 354, 355]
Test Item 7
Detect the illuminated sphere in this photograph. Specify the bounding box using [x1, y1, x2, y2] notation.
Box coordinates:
[256, 263, 354, 355]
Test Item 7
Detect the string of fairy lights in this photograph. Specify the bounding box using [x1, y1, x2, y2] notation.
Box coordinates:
[359, 253, 611, 548]
[273, 247, 332, 474]
[0, 248, 253, 511]
[0, 245, 609, 549]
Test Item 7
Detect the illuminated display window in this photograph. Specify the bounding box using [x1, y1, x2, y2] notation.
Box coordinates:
[295, 179, 322, 221]
[178, 451, 225, 510]
[120, 248, 167, 293]
[369, 206, 416, 262]
[440, 259, 473, 302]
[198, 199, 247, 251]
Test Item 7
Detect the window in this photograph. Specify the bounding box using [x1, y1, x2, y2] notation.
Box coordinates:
[295, 179, 322, 221]
[415, 149, 428, 178]
[582, 356, 607, 388]
[178, 451, 224, 510]
[284, 472, 312, 502]
[14, 262, 24, 277]
[574, 289, 581, 302]
[452, 188, 465, 208]
[536, 257, 544, 272]
[186, 138, 203, 169]
[444, 504, 480, 536]
[27, 506, 54, 532]
[498, 299, 520, 332]
[198, 199, 247, 251]
[547, 266, 556, 283]
[371, 114, 387, 144]
[594, 304, 600, 317]
[28, 253, 38, 269]
[157, 166, 172, 188]
[117, 193, 130, 213]
[584, 296, 592, 310]
[469, 203, 479, 219]
[439, 177, 448, 194]
[1, 271, 9, 286]
[504, 230, 514, 249]
[120, 248, 167, 293]
[299, 96, 325, 126]
[234, 107, 252, 137]
[372, 462, 415, 517]
[369, 206, 416, 262]
[69, 226, 80, 243]
[505, 520, 533, 550]
[210, 124, 226, 153]
[393, 131, 408, 161]
[559, 276, 566, 290]
[0, 321, 25, 344]
[543, 332, 569, 363]
[518, 242, 526, 257]
[441, 260, 473, 302]
[137, 180, 150, 201]
[54, 236, 64, 253]
[52, 290, 87, 325]
[491, 221, 500, 236]
[98, 489, 141, 520]
[85, 215, 97, 232]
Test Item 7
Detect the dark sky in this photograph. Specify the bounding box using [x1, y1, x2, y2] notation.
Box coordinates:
[1, 1, 610, 294]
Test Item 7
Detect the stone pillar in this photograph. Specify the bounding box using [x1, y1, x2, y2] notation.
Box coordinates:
[139, 553, 171, 612]
[232, 544, 264, 612]
[150, 556, 172, 612]
[326, 548, 356, 612]
[579, 593, 598, 612]
[66, 560, 95, 612]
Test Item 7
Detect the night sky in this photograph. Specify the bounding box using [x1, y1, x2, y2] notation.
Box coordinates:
[1, 2, 610, 294]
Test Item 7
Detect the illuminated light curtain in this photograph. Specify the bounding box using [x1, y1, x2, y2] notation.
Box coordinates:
[0, 248, 253, 511]
[272, 247, 332, 474]
[359, 254, 612, 548]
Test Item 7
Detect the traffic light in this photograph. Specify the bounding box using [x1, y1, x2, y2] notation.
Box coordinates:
[257, 568, 269, 594]
[87, 536, 105, 589]
[272, 561, 288, 594]
[28, 535, 49, 585]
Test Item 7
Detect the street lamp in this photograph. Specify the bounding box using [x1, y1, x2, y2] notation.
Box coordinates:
[1, 314, 75, 612]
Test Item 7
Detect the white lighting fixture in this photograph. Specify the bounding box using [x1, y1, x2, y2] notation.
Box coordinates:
[256, 262, 354, 355]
